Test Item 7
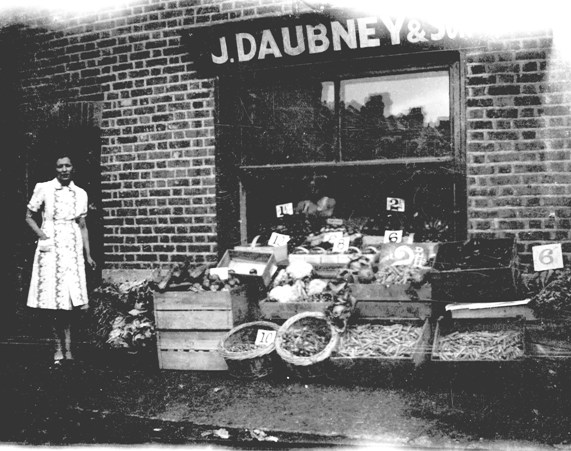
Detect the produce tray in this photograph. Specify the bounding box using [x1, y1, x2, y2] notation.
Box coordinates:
[349, 283, 432, 303]
[289, 253, 354, 266]
[526, 320, 571, 358]
[327, 319, 432, 383]
[332, 319, 431, 362]
[429, 238, 519, 303]
[431, 317, 526, 362]
[258, 299, 326, 322]
[258, 297, 432, 321]
[216, 250, 278, 287]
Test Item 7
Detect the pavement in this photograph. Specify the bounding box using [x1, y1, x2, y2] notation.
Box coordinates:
[2, 338, 571, 450]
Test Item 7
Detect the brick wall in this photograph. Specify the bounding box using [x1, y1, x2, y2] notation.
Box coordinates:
[14, 0, 294, 274]
[466, 32, 571, 266]
[7, 1, 571, 273]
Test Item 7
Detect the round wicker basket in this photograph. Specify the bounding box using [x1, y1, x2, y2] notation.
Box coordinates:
[219, 321, 280, 379]
[275, 311, 339, 379]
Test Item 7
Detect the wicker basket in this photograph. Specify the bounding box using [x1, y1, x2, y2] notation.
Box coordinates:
[219, 321, 280, 379]
[275, 312, 339, 379]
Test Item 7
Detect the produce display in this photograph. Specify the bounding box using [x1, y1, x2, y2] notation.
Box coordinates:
[433, 238, 513, 271]
[375, 265, 428, 286]
[155, 261, 242, 292]
[189, 271, 242, 292]
[89, 279, 156, 352]
[225, 342, 261, 353]
[434, 329, 524, 361]
[528, 267, 571, 318]
[280, 318, 332, 357]
[335, 323, 423, 359]
[268, 261, 333, 303]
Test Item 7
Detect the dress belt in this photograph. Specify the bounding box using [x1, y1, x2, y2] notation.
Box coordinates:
[50, 219, 76, 224]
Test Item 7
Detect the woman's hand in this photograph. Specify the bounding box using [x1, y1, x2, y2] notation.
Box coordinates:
[38, 233, 49, 241]
[86, 255, 97, 270]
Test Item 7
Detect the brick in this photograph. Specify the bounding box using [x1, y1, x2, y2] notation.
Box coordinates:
[488, 85, 520, 96]
[514, 95, 542, 106]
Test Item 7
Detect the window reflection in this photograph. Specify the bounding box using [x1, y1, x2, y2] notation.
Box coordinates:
[340, 71, 451, 160]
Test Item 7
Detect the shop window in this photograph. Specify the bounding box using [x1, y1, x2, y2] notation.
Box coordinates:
[217, 54, 466, 252]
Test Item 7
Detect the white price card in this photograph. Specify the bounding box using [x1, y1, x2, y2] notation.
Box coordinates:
[384, 230, 403, 243]
[255, 329, 276, 347]
[275, 202, 294, 218]
[532, 243, 564, 272]
[323, 231, 344, 243]
[209, 267, 229, 280]
[326, 218, 344, 227]
[268, 232, 290, 247]
[387, 197, 406, 212]
[331, 237, 350, 253]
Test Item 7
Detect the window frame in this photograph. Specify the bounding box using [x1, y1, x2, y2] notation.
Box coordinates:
[215, 50, 467, 252]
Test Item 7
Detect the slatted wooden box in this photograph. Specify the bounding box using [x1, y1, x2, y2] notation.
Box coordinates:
[431, 317, 527, 362]
[258, 283, 432, 323]
[326, 318, 432, 386]
[154, 288, 248, 370]
[430, 238, 519, 303]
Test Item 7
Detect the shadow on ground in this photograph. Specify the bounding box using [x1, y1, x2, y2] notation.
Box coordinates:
[2, 343, 571, 448]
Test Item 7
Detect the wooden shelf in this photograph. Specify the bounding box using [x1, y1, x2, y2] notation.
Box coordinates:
[240, 156, 455, 172]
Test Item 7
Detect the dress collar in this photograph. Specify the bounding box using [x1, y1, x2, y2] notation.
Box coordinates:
[52, 178, 77, 190]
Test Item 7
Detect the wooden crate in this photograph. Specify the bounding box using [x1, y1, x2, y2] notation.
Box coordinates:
[327, 319, 432, 384]
[351, 284, 433, 320]
[259, 300, 326, 321]
[156, 330, 228, 370]
[430, 238, 519, 303]
[153, 289, 248, 370]
[526, 320, 571, 358]
[349, 283, 432, 301]
[431, 317, 527, 362]
[154, 291, 233, 330]
[258, 296, 432, 322]
[216, 249, 277, 287]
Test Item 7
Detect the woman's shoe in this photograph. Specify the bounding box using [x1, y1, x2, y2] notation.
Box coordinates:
[51, 358, 64, 369]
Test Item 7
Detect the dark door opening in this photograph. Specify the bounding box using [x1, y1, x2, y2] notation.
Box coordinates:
[8, 108, 103, 340]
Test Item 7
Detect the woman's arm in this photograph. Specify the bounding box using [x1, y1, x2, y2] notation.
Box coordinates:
[25, 208, 48, 240]
[77, 216, 97, 269]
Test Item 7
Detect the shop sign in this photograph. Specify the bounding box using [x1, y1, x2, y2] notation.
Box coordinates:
[184, 9, 483, 74]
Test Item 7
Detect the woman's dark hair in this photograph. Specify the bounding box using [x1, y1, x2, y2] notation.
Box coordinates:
[54, 153, 75, 165]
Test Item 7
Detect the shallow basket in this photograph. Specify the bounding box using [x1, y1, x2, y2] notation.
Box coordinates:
[219, 321, 280, 379]
[275, 312, 339, 379]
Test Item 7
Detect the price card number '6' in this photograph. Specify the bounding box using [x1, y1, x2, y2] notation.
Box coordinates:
[532, 243, 563, 272]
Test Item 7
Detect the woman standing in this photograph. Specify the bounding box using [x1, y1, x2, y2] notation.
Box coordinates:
[25, 153, 97, 365]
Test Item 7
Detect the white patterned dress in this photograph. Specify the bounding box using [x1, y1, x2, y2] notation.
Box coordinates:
[27, 178, 89, 310]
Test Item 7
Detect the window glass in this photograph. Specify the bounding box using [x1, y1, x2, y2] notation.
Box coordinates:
[340, 71, 451, 160]
[232, 81, 336, 165]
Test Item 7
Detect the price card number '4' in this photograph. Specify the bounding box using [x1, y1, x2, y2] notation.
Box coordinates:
[275, 203, 294, 218]
[255, 329, 276, 347]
